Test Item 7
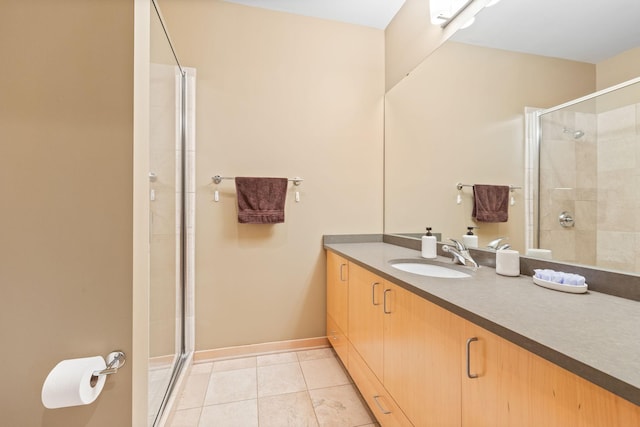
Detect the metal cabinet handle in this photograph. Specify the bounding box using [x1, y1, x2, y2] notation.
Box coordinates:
[373, 395, 392, 415]
[339, 263, 347, 282]
[383, 289, 392, 314]
[372, 282, 381, 306]
[466, 337, 479, 379]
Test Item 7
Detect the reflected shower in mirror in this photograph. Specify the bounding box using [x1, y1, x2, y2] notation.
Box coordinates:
[536, 77, 640, 273]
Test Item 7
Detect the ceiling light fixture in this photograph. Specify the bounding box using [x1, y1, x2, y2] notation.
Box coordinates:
[459, 16, 476, 29]
[434, 0, 474, 29]
[432, 0, 500, 29]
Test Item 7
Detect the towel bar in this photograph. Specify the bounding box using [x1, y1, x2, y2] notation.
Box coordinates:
[456, 182, 521, 192]
[212, 175, 303, 186]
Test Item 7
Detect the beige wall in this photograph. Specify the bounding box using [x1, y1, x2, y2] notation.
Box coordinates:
[596, 47, 640, 90]
[385, 0, 491, 91]
[385, 41, 595, 251]
[161, 0, 384, 350]
[0, 1, 134, 426]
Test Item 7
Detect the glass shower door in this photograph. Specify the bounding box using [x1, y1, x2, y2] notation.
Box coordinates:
[148, 1, 186, 425]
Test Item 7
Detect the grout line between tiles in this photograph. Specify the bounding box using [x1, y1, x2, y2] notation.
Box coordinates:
[170, 348, 374, 427]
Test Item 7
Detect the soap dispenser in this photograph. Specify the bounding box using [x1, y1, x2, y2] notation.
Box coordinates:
[421, 227, 437, 259]
[462, 226, 478, 248]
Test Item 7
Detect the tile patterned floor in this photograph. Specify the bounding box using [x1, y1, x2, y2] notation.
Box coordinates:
[167, 348, 378, 427]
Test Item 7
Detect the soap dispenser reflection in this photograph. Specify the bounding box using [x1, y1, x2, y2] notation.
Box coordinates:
[421, 227, 437, 259]
[463, 226, 478, 249]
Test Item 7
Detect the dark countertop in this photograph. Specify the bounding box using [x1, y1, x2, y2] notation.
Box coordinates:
[324, 240, 640, 406]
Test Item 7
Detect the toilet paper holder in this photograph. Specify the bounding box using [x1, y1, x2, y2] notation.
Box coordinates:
[92, 351, 126, 378]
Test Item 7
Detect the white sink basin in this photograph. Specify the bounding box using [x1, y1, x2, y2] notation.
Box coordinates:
[390, 261, 471, 278]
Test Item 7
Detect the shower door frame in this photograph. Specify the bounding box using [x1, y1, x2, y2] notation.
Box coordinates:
[149, 1, 194, 425]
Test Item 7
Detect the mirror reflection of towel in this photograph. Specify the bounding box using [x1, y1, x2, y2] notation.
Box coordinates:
[235, 177, 288, 224]
[472, 184, 509, 222]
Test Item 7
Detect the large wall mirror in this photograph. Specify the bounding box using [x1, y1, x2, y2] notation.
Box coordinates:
[384, 0, 640, 275]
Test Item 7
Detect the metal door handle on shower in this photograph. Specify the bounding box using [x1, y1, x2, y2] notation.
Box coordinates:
[559, 211, 575, 228]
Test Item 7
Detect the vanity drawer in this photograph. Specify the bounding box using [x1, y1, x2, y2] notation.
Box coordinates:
[349, 343, 413, 427]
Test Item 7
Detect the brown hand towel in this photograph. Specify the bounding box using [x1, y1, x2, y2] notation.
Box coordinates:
[235, 177, 288, 224]
[472, 184, 510, 222]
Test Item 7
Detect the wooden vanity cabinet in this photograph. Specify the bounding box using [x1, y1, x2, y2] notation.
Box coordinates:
[326, 250, 640, 427]
[349, 341, 412, 427]
[349, 262, 461, 426]
[326, 251, 349, 365]
[347, 263, 412, 426]
[462, 321, 540, 426]
[326, 314, 348, 368]
[384, 283, 462, 427]
[348, 262, 385, 379]
[462, 320, 640, 427]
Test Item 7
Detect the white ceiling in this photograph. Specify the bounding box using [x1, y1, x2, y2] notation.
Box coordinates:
[222, 0, 406, 29]
[222, 0, 640, 63]
[451, 0, 640, 63]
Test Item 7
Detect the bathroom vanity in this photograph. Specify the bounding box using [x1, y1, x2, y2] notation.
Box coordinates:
[325, 235, 640, 427]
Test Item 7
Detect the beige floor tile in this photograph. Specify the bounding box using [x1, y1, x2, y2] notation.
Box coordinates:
[177, 373, 211, 410]
[258, 391, 319, 427]
[204, 367, 257, 405]
[212, 356, 256, 372]
[257, 351, 299, 366]
[198, 399, 258, 427]
[301, 356, 351, 390]
[257, 362, 307, 397]
[296, 348, 335, 362]
[170, 352, 375, 427]
[310, 384, 375, 427]
[167, 407, 201, 427]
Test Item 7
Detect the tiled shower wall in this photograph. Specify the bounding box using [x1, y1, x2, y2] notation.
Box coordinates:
[539, 103, 640, 272]
[596, 104, 640, 271]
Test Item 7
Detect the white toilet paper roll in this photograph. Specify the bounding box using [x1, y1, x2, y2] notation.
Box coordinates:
[496, 249, 520, 277]
[42, 356, 107, 409]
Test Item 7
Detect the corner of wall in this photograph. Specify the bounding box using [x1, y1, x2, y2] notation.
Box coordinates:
[133, 0, 151, 425]
[596, 47, 640, 90]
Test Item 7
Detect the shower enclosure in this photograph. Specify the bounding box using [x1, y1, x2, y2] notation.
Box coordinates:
[148, 1, 195, 425]
[534, 77, 640, 274]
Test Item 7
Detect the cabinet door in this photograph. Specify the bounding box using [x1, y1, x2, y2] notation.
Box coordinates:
[326, 251, 349, 335]
[462, 320, 531, 426]
[384, 283, 462, 426]
[462, 321, 588, 427]
[574, 368, 640, 426]
[348, 262, 384, 380]
[527, 348, 640, 427]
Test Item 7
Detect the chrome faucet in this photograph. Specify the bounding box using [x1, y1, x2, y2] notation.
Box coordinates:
[487, 237, 511, 251]
[442, 238, 479, 268]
